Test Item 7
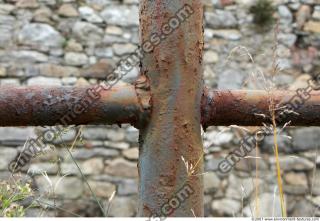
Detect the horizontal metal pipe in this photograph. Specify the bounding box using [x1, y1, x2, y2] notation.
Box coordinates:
[0, 86, 320, 127]
[0, 84, 141, 126]
[202, 89, 320, 127]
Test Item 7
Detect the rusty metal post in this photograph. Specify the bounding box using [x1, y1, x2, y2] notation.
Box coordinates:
[138, 0, 204, 217]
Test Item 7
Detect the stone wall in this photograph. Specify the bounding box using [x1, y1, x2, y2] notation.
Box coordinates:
[0, 0, 320, 217]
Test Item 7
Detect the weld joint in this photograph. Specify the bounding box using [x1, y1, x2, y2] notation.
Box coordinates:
[134, 75, 152, 128]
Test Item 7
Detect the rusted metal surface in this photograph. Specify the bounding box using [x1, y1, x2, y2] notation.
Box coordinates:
[1, 86, 320, 128]
[0, 84, 141, 126]
[138, 0, 204, 217]
[201, 89, 320, 127]
[0, 0, 319, 218]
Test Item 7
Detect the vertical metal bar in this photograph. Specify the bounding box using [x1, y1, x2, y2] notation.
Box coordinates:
[138, 0, 204, 217]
